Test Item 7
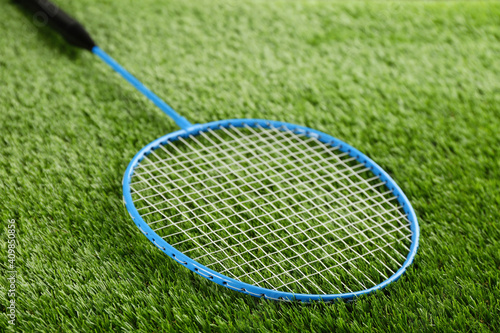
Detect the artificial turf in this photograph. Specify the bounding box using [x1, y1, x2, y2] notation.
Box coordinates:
[1, 0, 499, 331]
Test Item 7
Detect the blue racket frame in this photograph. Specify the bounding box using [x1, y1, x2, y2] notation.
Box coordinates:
[122, 119, 420, 303]
[92, 45, 419, 302]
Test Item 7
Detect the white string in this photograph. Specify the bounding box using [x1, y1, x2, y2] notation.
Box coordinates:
[275, 233, 412, 290]
[129, 124, 413, 294]
[168, 133, 330, 292]
[204, 127, 377, 288]
[131, 131, 330, 183]
[256, 125, 407, 271]
[131, 138, 348, 205]
[154, 166, 374, 234]
[193, 203, 406, 266]
[131, 127, 279, 174]
[146, 149, 284, 290]
[133, 157, 266, 287]
[134, 151, 355, 216]
[170, 182, 391, 248]
[231, 216, 410, 282]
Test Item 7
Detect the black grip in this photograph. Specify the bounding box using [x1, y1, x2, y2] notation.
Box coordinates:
[15, 0, 96, 50]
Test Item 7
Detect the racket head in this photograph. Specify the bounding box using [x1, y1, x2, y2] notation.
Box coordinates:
[122, 119, 419, 302]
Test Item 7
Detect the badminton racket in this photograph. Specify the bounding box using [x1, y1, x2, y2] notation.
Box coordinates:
[17, 0, 419, 302]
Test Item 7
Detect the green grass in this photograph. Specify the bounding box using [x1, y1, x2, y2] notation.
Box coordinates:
[1, 0, 499, 331]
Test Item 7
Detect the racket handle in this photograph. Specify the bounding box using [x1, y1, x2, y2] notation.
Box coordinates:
[15, 0, 96, 50]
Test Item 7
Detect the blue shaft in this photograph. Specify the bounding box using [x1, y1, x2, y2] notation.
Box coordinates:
[92, 46, 192, 129]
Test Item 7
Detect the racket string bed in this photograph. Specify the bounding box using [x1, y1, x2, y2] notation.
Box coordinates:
[129, 124, 413, 295]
